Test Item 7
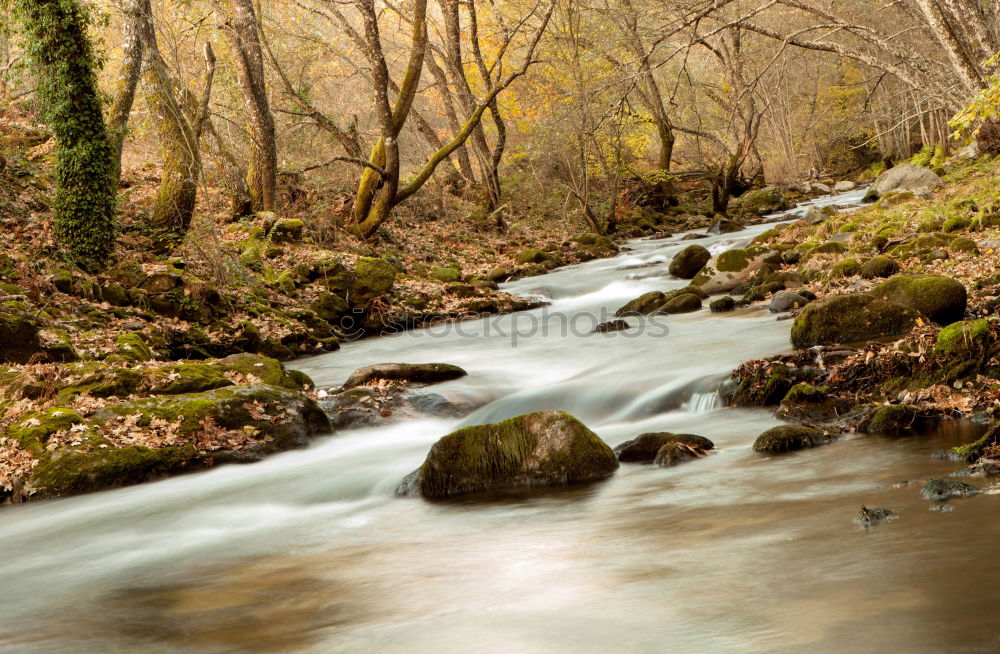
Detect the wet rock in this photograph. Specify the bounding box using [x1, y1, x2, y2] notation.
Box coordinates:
[692, 248, 775, 295]
[710, 297, 736, 313]
[708, 217, 745, 234]
[654, 442, 708, 467]
[397, 410, 618, 498]
[595, 319, 631, 333]
[855, 505, 897, 527]
[866, 404, 921, 434]
[681, 233, 709, 240]
[920, 478, 981, 501]
[776, 383, 852, 423]
[809, 182, 832, 195]
[873, 274, 967, 326]
[864, 164, 943, 201]
[835, 181, 857, 192]
[669, 245, 711, 279]
[769, 291, 811, 313]
[790, 293, 919, 347]
[738, 187, 790, 215]
[341, 363, 467, 389]
[614, 432, 715, 463]
[860, 256, 901, 280]
[753, 425, 831, 453]
[657, 293, 702, 315]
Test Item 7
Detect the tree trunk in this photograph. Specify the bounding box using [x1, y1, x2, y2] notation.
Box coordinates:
[107, 0, 144, 185]
[137, 0, 200, 249]
[213, 0, 277, 212]
[13, 0, 117, 268]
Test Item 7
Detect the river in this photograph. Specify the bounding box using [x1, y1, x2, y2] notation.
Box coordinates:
[2, 189, 999, 653]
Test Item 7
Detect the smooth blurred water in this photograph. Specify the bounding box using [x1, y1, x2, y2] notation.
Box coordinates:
[2, 190, 999, 654]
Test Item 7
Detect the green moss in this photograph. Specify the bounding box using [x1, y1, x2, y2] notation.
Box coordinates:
[30, 444, 202, 498]
[8, 407, 85, 450]
[753, 425, 828, 453]
[350, 257, 397, 306]
[782, 383, 828, 404]
[874, 274, 967, 325]
[951, 427, 1000, 461]
[860, 256, 900, 279]
[615, 291, 666, 316]
[832, 258, 860, 278]
[717, 248, 750, 272]
[268, 218, 305, 243]
[430, 267, 461, 283]
[934, 319, 991, 356]
[868, 404, 919, 434]
[791, 293, 918, 347]
[116, 333, 153, 362]
[950, 237, 979, 254]
[942, 215, 972, 233]
[415, 411, 618, 498]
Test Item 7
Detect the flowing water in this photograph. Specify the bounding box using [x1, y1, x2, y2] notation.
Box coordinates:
[3, 190, 1000, 653]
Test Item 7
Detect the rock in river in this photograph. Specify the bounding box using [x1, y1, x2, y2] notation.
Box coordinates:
[790, 293, 919, 347]
[341, 363, 467, 389]
[397, 410, 618, 498]
[753, 425, 831, 453]
[614, 432, 715, 463]
[669, 245, 711, 279]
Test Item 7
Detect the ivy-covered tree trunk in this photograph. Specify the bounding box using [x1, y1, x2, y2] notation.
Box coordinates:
[13, 0, 117, 268]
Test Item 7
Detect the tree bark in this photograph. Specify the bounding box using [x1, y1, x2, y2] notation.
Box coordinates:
[107, 0, 144, 185]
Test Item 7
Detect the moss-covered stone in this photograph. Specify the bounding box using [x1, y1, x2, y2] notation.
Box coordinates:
[116, 333, 153, 362]
[268, 218, 305, 243]
[8, 407, 85, 449]
[216, 353, 314, 390]
[832, 258, 860, 278]
[657, 292, 702, 314]
[515, 249, 557, 265]
[942, 215, 971, 233]
[717, 248, 750, 273]
[811, 241, 847, 256]
[341, 362, 466, 389]
[790, 293, 919, 347]
[753, 425, 830, 453]
[935, 319, 991, 357]
[311, 292, 350, 324]
[725, 364, 802, 407]
[860, 256, 900, 279]
[874, 274, 967, 325]
[710, 297, 736, 313]
[669, 245, 711, 279]
[615, 291, 667, 316]
[430, 267, 461, 283]
[653, 442, 706, 467]
[950, 237, 979, 254]
[738, 187, 790, 215]
[349, 257, 396, 306]
[920, 478, 981, 501]
[867, 404, 920, 434]
[951, 426, 1000, 462]
[397, 410, 618, 498]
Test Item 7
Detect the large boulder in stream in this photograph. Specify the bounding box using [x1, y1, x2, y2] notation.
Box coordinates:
[864, 164, 943, 201]
[737, 187, 790, 216]
[396, 411, 619, 498]
[615, 286, 708, 316]
[873, 274, 967, 326]
[790, 293, 919, 347]
[341, 363, 467, 389]
[692, 247, 776, 295]
[753, 425, 832, 453]
[614, 432, 715, 463]
[669, 245, 711, 279]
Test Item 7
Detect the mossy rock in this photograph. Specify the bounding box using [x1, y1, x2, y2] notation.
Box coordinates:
[615, 291, 667, 316]
[874, 274, 967, 325]
[515, 249, 557, 265]
[753, 425, 830, 453]
[614, 432, 714, 464]
[867, 404, 920, 434]
[350, 257, 397, 306]
[0, 313, 42, 364]
[430, 267, 461, 283]
[269, 218, 305, 243]
[116, 333, 153, 362]
[934, 319, 991, 357]
[710, 297, 736, 313]
[30, 444, 204, 499]
[790, 293, 918, 347]
[657, 293, 702, 315]
[7, 407, 85, 449]
[102, 283, 129, 306]
[725, 364, 803, 407]
[669, 245, 711, 279]
[950, 237, 979, 254]
[738, 187, 790, 215]
[832, 258, 860, 278]
[716, 248, 750, 273]
[397, 411, 618, 498]
[216, 353, 314, 390]
[942, 215, 971, 233]
[311, 292, 350, 323]
[860, 256, 900, 280]
[811, 241, 847, 256]
[653, 442, 706, 467]
[951, 426, 1000, 462]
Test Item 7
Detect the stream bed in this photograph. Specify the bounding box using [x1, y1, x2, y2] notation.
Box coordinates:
[2, 190, 999, 653]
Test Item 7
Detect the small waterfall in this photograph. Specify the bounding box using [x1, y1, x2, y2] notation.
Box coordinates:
[686, 391, 722, 413]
